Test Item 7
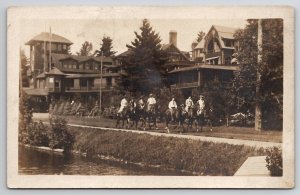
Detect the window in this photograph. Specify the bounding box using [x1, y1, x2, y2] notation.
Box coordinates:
[72, 64, 77, 69]
[63, 63, 68, 69]
[68, 64, 73, 69]
[63, 44, 67, 50]
[80, 79, 87, 87]
[79, 63, 84, 69]
[54, 79, 60, 88]
[57, 44, 62, 51]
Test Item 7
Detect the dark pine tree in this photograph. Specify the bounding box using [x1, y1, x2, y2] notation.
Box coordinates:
[76, 41, 93, 56]
[196, 31, 206, 43]
[120, 19, 168, 94]
[20, 49, 29, 88]
[95, 36, 116, 57]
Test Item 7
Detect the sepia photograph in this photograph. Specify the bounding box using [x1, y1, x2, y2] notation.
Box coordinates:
[7, 6, 294, 188]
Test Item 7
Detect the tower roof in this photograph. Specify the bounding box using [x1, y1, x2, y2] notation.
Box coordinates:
[26, 32, 73, 45]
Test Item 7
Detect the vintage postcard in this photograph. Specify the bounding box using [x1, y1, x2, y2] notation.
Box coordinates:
[7, 6, 294, 188]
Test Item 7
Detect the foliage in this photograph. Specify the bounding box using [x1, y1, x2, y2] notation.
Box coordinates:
[233, 19, 283, 130]
[71, 127, 266, 175]
[95, 36, 116, 57]
[265, 147, 283, 176]
[76, 41, 93, 56]
[120, 19, 168, 93]
[27, 121, 49, 146]
[20, 49, 29, 88]
[196, 31, 206, 43]
[19, 90, 33, 143]
[49, 116, 74, 152]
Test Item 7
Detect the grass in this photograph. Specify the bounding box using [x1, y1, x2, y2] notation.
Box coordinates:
[69, 126, 266, 176]
[33, 113, 282, 143]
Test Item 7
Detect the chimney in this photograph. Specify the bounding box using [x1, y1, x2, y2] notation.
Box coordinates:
[169, 31, 177, 47]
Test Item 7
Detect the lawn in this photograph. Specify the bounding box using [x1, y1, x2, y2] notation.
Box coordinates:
[33, 113, 282, 143]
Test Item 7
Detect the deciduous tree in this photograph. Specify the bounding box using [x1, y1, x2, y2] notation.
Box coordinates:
[233, 19, 283, 129]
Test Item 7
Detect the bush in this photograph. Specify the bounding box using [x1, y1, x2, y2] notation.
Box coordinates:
[49, 116, 74, 153]
[265, 147, 283, 176]
[28, 121, 49, 146]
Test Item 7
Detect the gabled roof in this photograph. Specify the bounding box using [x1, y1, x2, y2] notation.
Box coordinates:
[161, 43, 190, 61]
[46, 67, 65, 75]
[116, 50, 133, 58]
[26, 32, 73, 45]
[213, 25, 238, 40]
[194, 39, 205, 49]
[36, 72, 46, 79]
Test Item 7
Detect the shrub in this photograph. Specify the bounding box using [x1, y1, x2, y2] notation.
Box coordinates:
[28, 121, 49, 146]
[265, 147, 283, 176]
[49, 116, 74, 153]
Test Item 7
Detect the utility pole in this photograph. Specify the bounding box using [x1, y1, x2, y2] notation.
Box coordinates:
[255, 19, 262, 131]
[99, 51, 103, 116]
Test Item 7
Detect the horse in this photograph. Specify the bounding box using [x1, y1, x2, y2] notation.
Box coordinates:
[115, 107, 130, 129]
[195, 104, 213, 132]
[164, 105, 185, 133]
[146, 104, 157, 130]
[181, 106, 195, 132]
[135, 104, 147, 130]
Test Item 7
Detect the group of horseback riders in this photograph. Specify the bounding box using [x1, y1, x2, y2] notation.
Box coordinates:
[115, 93, 211, 132]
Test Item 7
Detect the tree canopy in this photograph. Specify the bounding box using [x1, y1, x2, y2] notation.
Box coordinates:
[76, 41, 93, 56]
[95, 36, 116, 57]
[120, 19, 168, 94]
[20, 49, 29, 88]
[233, 19, 283, 129]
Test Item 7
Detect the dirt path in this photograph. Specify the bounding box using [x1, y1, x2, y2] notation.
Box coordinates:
[35, 112, 281, 149]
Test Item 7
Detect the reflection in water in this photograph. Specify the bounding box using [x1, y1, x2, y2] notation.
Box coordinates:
[19, 145, 190, 175]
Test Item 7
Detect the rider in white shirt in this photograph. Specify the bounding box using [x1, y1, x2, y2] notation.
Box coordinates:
[168, 97, 177, 121]
[196, 95, 205, 115]
[138, 96, 145, 109]
[147, 94, 156, 111]
[185, 96, 194, 112]
[118, 95, 128, 113]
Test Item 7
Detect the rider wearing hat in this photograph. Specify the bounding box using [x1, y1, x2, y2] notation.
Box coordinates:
[138, 95, 145, 109]
[118, 94, 128, 113]
[185, 96, 194, 112]
[197, 95, 205, 114]
[168, 97, 177, 121]
[147, 93, 156, 111]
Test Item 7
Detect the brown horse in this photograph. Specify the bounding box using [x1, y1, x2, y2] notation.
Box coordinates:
[164, 105, 185, 133]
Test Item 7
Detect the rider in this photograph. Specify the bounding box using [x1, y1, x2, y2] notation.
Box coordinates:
[118, 95, 128, 113]
[168, 97, 177, 121]
[138, 95, 145, 109]
[147, 93, 156, 111]
[185, 96, 194, 112]
[196, 95, 205, 115]
[129, 97, 137, 111]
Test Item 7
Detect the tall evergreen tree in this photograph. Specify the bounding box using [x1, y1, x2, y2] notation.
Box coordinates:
[233, 19, 283, 129]
[95, 36, 116, 57]
[76, 41, 93, 56]
[120, 19, 167, 93]
[196, 31, 206, 42]
[20, 49, 29, 88]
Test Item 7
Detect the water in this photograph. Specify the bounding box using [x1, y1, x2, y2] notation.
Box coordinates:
[18, 145, 189, 175]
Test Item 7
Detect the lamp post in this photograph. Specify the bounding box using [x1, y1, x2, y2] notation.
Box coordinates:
[99, 51, 103, 116]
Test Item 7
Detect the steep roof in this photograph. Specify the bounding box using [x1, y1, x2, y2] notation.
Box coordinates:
[194, 39, 205, 49]
[26, 32, 73, 45]
[46, 67, 65, 75]
[161, 43, 190, 61]
[213, 25, 238, 40]
[36, 72, 46, 79]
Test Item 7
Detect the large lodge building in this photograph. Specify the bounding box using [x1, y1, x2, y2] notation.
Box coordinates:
[23, 25, 240, 112]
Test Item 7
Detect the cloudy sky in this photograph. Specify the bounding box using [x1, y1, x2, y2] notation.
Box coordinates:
[20, 18, 248, 56]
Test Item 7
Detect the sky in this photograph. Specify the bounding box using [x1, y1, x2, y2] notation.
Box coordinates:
[20, 18, 248, 57]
